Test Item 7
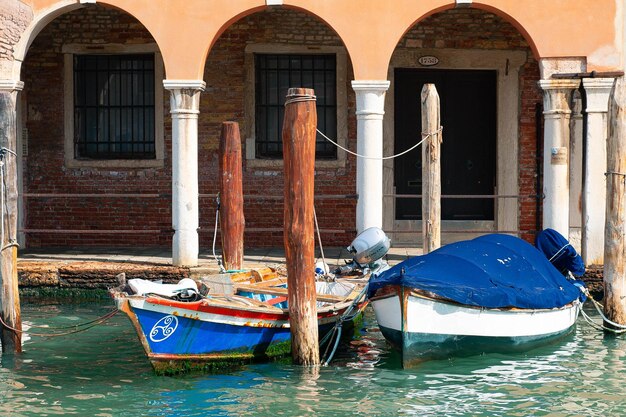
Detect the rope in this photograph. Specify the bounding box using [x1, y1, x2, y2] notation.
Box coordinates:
[578, 286, 626, 333]
[321, 283, 369, 366]
[284, 94, 316, 106]
[316, 127, 442, 161]
[212, 193, 226, 273]
[313, 206, 329, 278]
[548, 243, 571, 263]
[0, 309, 118, 337]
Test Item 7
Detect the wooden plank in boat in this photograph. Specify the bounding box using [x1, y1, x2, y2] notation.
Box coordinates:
[235, 284, 347, 303]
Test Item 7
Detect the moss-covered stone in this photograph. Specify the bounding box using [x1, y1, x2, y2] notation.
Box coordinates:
[19, 287, 110, 301]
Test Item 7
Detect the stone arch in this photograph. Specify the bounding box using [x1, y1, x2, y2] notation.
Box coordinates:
[12, 1, 164, 80]
[202, 4, 353, 80]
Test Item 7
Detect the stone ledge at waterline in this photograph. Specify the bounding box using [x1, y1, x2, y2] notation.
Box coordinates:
[15, 259, 606, 299]
[17, 261, 191, 290]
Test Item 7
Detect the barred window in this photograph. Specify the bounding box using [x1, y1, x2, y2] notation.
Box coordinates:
[255, 54, 337, 159]
[73, 54, 155, 160]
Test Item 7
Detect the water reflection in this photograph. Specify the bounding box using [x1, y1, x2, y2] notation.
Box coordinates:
[0, 302, 624, 416]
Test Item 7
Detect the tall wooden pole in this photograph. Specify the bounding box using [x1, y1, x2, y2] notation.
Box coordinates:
[421, 84, 442, 254]
[0, 91, 22, 353]
[603, 77, 626, 327]
[219, 121, 245, 271]
[282, 87, 319, 366]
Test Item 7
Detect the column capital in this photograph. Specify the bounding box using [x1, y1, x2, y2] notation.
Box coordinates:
[163, 79, 206, 91]
[164, 80, 205, 116]
[351, 80, 390, 92]
[583, 78, 615, 114]
[352, 80, 390, 118]
[539, 79, 580, 116]
[538, 79, 580, 91]
[0, 80, 24, 92]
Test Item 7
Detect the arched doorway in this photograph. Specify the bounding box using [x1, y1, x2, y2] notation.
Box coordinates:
[384, 7, 541, 245]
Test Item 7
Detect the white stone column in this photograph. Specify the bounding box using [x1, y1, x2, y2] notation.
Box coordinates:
[351, 80, 390, 233]
[569, 90, 583, 252]
[538, 79, 580, 238]
[582, 78, 614, 266]
[163, 80, 205, 267]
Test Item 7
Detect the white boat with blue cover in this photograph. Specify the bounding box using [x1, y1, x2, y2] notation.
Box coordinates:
[368, 232, 587, 367]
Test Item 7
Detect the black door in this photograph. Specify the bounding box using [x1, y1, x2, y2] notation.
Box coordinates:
[394, 68, 497, 220]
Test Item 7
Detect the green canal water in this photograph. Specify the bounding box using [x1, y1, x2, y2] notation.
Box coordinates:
[0, 301, 625, 417]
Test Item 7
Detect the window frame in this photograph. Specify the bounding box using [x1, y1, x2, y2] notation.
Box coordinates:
[244, 44, 348, 168]
[63, 44, 164, 168]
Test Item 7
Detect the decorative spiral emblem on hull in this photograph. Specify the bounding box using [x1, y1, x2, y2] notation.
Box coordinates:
[149, 315, 178, 342]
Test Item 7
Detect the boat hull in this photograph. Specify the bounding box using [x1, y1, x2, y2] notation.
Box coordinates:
[116, 292, 364, 373]
[371, 286, 580, 367]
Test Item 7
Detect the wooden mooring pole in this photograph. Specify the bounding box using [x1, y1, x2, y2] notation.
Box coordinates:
[421, 84, 442, 254]
[282, 87, 319, 366]
[219, 121, 245, 271]
[604, 77, 626, 328]
[0, 91, 22, 353]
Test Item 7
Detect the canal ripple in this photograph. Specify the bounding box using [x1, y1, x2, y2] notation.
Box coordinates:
[0, 301, 624, 416]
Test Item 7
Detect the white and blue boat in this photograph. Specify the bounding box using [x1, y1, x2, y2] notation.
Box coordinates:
[368, 232, 587, 367]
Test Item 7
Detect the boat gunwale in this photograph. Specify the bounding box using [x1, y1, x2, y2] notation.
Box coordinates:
[369, 284, 580, 313]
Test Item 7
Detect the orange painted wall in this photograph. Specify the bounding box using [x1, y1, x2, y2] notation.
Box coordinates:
[18, 0, 623, 79]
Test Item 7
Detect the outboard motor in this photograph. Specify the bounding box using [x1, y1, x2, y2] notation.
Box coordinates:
[335, 227, 391, 275]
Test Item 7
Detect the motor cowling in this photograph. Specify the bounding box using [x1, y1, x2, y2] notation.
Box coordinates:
[348, 227, 391, 266]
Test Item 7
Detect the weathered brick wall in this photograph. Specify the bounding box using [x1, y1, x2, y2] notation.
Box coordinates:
[200, 8, 357, 248]
[398, 8, 542, 243]
[0, 1, 32, 78]
[21, 5, 540, 249]
[22, 6, 173, 247]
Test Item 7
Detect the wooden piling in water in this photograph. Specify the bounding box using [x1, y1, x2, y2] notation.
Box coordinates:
[219, 121, 245, 271]
[421, 84, 442, 254]
[0, 91, 22, 353]
[282, 87, 319, 366]
[604, 77, 626, 328]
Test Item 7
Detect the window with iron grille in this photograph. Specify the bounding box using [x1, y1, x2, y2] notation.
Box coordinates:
[255, 54, 337, 159]
[73, 54, 155, 159]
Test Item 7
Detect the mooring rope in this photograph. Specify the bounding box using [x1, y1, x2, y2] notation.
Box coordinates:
[0, 309, 118, 338]
[317, 127, 442, 161]
[321, 283, 369, 366]
[212, 193, 226, 273]
[579, 286, 626, 333]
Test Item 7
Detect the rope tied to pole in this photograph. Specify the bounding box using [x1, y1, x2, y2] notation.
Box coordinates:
[316, 126, 443, 161]
[212, 193, 226, 273]
[578, 285, 626, 334]
[284, 93, 317, 106]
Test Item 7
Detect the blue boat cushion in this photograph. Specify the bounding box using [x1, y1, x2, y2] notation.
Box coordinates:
[368, 234, 585, 309]
[535, 228, 586, 277]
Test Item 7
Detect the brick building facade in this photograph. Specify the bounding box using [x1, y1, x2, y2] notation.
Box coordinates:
[0, 0, 623, 266]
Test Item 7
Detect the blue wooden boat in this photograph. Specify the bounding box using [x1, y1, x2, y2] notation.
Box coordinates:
[110, 269, 367, 373]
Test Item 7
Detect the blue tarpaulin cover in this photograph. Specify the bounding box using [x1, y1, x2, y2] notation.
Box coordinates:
[368, 234, 585, 309]
[535, 228, 586, 277]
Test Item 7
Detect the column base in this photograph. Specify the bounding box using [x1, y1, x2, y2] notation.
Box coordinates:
[172, 229, 199, 267]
